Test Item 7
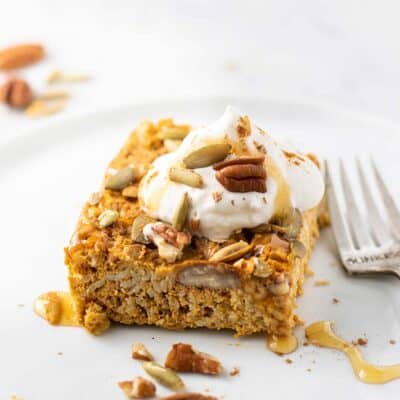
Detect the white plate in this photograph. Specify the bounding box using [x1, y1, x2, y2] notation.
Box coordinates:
[1, 98, 400, 400]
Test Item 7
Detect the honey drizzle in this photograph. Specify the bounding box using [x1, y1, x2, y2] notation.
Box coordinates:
[34, 291, 79, 326]
[306, 321, 400, 384]
[265, 157, 292, 218]
[267, 334, 298, 355]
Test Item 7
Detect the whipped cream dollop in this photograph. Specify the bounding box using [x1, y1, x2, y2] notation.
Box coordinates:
[139, 106, 324, 242]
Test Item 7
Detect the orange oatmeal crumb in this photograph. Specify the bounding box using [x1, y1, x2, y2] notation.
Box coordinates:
[314, 280, 330, 287]
[352, 338, 368, 346]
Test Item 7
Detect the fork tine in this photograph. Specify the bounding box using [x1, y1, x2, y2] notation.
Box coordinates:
[338, 159, 374, 248]
[370, 157, 400, 239]
[324, 160, 354, 254]
[355, 158, 393, 245]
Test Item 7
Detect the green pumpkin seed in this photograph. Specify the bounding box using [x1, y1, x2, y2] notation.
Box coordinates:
[169, 167, 203, 188]
[291, 239, 307, 258]
[142, 361, 184, 390]
[210, 240, 254, 262]
[271, 207, 303, 239]
[131, 214, 155, 244]
[105, 166, 135, 190]
[253, 258, 272, 278]
[158, 126, 190, 140]
[164, 139, 182, 152]
[284, 208, 303, 239]
[98, 209, 119, 228]
[88, 191, 102, 206]
[183, 143, 231, 169]
[172, 192, 190, 231]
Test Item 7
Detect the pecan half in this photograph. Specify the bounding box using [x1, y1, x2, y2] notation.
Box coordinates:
[165, 343, 223, 375]
[178, 264, 239, 289]
[216, 173, 266, 193]
[0, 77, 33, 108]
[213, 156, 264, 170]
[215, 157, 267, 193]
[218, 164, 266, 179]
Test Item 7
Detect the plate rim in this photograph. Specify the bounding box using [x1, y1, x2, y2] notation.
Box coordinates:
[1, 95, 400, 156]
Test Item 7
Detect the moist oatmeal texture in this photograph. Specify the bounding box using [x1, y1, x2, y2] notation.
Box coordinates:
[64, 113, 327, 337]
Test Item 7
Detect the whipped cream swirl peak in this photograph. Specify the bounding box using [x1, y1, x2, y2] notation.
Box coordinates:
[139, 106, 324, 242]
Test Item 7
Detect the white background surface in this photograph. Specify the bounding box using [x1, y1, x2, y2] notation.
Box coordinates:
[1, 0, 400, 144]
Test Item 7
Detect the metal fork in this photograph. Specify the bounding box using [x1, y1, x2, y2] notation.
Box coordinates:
[325, 158, 400, 278]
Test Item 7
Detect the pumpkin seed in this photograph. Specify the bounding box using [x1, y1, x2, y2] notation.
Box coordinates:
[88, 191, 102, 205]
[178, 264, 240, 289]
[121, 185, 138, 198]
[169, 167, 203, 188]
[172, 192, 190, 231]
[183, 143, 231, 169]
[164, 139, 182, 152]
[210, 240, 254, 262]
[98, 209, 119, 228]
[291, 239, 307, 258]
[253, 258, 272, 278]
[131, 215, 154, 244]
[142, 361, 184, 390]
[105, 166, 135, 190]
[284, 208, 303, 239]
[158, 126, 190, 140]
[271, 208, 303, 239]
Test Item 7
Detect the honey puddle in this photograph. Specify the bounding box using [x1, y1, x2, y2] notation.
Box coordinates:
[267, 334, 298, 355]
[306, 321, 400, 384]
[34, 291, 79, 326]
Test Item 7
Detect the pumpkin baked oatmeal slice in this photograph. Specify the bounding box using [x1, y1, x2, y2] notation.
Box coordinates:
[65, 106, 327, 337]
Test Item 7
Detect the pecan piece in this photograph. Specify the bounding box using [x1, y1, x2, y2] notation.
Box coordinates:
[165, 343, 223, 375]
[152, 223, 191, 248]
[160, 394, 217, 400]
[118, 376, 156, 399]
[144, 222, 191, 263]
[218, 164, 266, 179]
[131, 343, 154, 361]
